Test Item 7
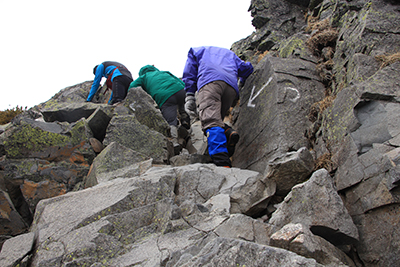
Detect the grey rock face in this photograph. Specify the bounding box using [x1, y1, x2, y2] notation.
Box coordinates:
[232, 0, 400, 265]
[270, 223, 355, 267]
[124, 87, 171, 137]
[232, 56, 325, 172]
[2, 0, 400, 266]
[84, 142, 152, 187]
[169, 237, 324, 267]
[18, 164, 280, 266]
[269, 169, 359, 246]
[86, 107, 111, 142]
[265, 147, 315, 196]
[39, 81, 111, 123]
[0, 232, 35, 267]
[103, 115, 173, 164]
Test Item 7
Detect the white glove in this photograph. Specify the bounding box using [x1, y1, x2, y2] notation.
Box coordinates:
[185, 94, 197, 117]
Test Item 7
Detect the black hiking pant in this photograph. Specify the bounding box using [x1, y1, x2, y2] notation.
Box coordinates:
[111, 75, 133, 104]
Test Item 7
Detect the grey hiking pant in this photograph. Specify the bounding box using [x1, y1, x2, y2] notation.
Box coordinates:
[197, 80, 237, 132]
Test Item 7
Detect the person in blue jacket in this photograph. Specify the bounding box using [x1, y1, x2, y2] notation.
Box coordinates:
[87, 61, 133, 105]
[182, 46, 253, 168]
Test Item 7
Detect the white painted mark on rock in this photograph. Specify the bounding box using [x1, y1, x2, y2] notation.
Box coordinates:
[285, 87, 300, 102]
[248, 77, 273, 108]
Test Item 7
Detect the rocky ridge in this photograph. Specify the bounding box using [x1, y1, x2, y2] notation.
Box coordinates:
[1, 0, 400, 266]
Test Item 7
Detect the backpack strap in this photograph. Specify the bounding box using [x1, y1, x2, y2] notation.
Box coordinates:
[104, 64, 127, 94]
[105, 67, 118, 89]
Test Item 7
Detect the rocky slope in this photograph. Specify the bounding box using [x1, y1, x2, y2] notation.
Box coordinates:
[1, 0, 400, 266]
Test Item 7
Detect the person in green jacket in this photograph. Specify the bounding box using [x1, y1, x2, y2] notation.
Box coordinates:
[129, 65, 194, 155]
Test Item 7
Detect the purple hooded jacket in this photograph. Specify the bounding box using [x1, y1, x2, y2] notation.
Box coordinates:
[182, 46, 253, 95]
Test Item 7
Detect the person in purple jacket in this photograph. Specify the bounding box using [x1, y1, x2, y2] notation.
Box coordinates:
[87, 61, 133, 105]
[182, 46, 253, 168]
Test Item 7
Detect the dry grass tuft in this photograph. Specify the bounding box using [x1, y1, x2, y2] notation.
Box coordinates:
[309, 95, 336, 122]
[0, 106, 27, 125]
[306, 17, 330, 33]
[375, 52, 400, 68]
[305, 16, 338, 56]
[256, 50, 269, 62]
[312, 94, 336, 113]
[314, 152, 333, 171]
[318, 59, 334, 70]
[319, 95, 336, 112]
[306, 29, 339, 54]
[316, 59, 334, 83]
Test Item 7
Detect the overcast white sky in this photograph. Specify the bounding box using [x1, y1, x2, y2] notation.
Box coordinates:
[0, 0, 254, 110]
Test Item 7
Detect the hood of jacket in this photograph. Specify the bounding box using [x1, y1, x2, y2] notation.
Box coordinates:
[139, 65, 159, 76]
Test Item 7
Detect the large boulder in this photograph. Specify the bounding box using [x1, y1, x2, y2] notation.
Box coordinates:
[232, 55, 325, 172]
[124, 87, 171, 137]
[265, 147, 315, 196]
[84, 142, 152, 187]
[103, 115, 173, 164]
[270, 223, 355, 266]
[269, 169, 359, 246]
[38, 81, 111, 123]
[1, 117, 94, 161]
[86, 107, 111, 142]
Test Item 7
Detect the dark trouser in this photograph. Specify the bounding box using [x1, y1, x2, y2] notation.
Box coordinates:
[160, 89, 190, 128]
[111, 75, 133, 104]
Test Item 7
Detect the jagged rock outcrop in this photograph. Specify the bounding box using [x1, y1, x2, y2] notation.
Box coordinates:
[269, 169, 359, 246]
[1, 0, 400, 266]
[39, 81, 111, 123]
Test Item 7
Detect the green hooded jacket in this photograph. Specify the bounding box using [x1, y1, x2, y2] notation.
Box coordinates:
[129, 65, 185, 107]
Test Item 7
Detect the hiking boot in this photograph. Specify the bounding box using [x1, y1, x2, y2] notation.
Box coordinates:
[211, 152, 232, 168]
[224, 124, 240, 157]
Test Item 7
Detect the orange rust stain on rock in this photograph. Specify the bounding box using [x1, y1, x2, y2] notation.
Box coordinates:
[69, 153, 87, 165]
[38, 164, 52, 171]
[0, 192, 13, 219]
[21, 180, 66, 200]
[56, 146, 77, 159]
[87, 164, 94, 177]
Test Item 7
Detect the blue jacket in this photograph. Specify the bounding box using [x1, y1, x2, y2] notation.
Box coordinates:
[182, 46, 253, 95]
[86, 61, 132, 103]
